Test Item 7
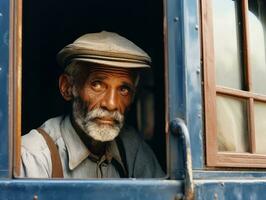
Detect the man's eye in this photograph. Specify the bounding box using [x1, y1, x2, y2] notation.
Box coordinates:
[120, 87, 130, 96]
[91, 81, 103, 91]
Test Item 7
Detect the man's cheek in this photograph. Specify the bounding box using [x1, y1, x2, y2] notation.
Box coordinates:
[87, 94, 104, 110]
[121, 98, 133, 113]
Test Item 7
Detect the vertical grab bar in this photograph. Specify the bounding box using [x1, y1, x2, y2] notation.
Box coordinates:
[170, 118, 194, 200]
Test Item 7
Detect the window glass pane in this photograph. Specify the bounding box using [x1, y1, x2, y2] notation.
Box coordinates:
[254, 101, 266, 154]
[248, 1, 266, 95]
[217, 95, 249, 152]
[213, 0, 244, 90]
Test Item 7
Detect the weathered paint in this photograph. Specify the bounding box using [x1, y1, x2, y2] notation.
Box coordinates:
[166, 0, 203, 180]
[194, 170, 266, 179]
[182, 0, 204, 170]
[166, 0, 186, 180]
[0, 180, 183, 200]
[195, 180, 266, 200]
[0, 0, 10, 178]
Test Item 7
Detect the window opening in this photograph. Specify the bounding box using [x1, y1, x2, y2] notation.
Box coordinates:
[13, 0, 167, 177]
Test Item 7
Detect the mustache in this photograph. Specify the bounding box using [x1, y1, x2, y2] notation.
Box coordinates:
[72, 97, 124, 126]
[86, 108, 124, 124]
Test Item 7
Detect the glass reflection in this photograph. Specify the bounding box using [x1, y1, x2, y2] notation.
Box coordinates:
[254, 101, 266, 154]
[213, 0, 244, 89]
[249, 0, 266, 95]
[217, 95, 248, 152]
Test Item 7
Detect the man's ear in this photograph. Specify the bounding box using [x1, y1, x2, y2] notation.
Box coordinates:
[59, 74, 74, 101]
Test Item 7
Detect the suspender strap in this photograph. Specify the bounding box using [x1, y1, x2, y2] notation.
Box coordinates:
[37, 128, 64, 178]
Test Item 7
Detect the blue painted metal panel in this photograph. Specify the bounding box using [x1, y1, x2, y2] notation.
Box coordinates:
[166, 0, 186, 121]
[195, 180, 266, 200]
[0, 180, 183, 200]
[166, 0, 186, 179]
[0, 0, 10, 178]
[166, 0, 203, 179]
[182, 0, 203, 169]
[194, 171, 266, 179]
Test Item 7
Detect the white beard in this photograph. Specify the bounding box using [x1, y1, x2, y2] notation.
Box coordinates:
[72, 97, 124, 142]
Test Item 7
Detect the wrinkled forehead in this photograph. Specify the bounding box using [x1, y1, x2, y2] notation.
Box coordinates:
[66, 61, 139, 83]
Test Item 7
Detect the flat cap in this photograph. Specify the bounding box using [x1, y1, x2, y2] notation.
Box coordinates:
[57, 31, 151, 69]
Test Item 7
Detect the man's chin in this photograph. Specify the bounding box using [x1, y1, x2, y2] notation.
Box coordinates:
[84, 124, 120, 142]
[88, 132, 119, 142]
[91, 136, 118, 142]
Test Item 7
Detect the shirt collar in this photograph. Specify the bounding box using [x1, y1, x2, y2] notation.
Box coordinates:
[60, 115, 125, 171]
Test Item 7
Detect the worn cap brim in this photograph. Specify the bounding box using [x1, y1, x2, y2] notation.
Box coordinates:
[71, 58, 150, 68]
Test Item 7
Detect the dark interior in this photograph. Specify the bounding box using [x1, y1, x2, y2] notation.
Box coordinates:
[22, 0, 166, 172]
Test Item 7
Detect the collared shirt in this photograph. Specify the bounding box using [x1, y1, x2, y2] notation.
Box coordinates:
[20, 115, 165, 178]
[20, 115, 126, 178]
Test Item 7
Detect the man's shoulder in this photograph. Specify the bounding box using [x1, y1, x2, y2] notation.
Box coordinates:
[40, 115, 66, 140]
[118, 125, 145, 157]
[22, 129, 47, 152]
[119, 125, 165, 178]
[22, 115, 66, 152]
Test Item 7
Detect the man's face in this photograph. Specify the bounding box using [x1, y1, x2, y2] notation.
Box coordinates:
[71, 66, 136, 142]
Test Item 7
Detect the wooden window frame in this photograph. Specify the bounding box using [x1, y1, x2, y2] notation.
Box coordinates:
[201, 0, 266, 168]
[9, 0, 23, 177]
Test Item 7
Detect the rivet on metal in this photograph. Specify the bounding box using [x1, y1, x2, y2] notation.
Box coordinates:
[195, 24, 199, 30]
[33, 195, 38, 200]
[196, 68, 200, 74]
[174, 17, 179, 22]
[175, 193, 184, 200]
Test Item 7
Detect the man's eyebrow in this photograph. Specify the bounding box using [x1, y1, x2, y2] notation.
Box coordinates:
[122, 81, 135, 90]
[89, 74, 108, 80]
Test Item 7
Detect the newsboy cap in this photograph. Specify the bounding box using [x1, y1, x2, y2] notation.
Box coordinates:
[57, 31, 151, 69]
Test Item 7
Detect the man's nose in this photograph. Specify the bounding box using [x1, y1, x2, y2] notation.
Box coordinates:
[100, 89, 119, 112]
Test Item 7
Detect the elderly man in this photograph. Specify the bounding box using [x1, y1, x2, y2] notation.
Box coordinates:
[20, 31, 164, 178]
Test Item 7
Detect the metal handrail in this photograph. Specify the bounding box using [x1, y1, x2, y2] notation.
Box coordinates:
[170, 118, 194, 200]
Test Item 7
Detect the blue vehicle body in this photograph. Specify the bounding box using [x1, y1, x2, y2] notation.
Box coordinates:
[1, 0, 266, 199]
